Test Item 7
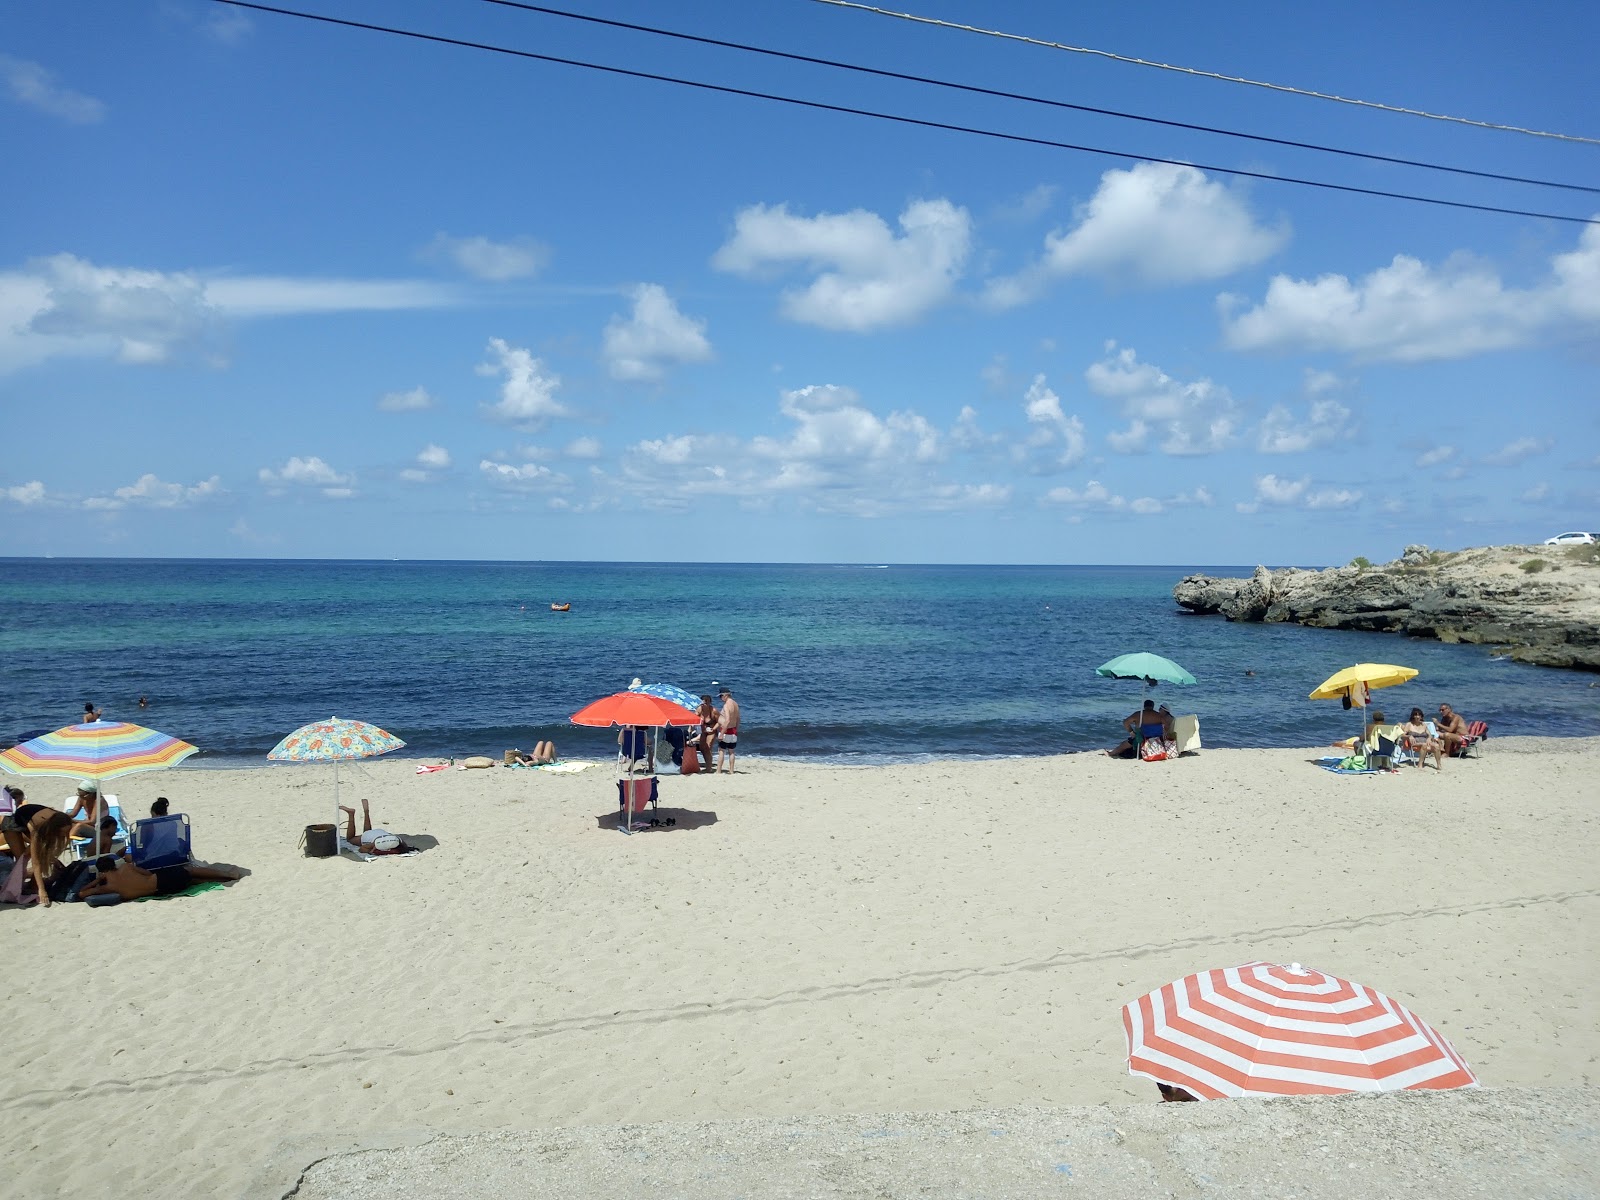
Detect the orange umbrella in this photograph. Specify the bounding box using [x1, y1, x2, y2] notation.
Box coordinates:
[570, 691, 699, 728]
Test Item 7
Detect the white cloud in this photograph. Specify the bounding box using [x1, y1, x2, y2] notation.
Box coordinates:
[1482, 436, 1552, 466]
[565, 436, 603, 459]
[1042, 479, 1211, 516]
[0, 55, 105, 123]
[377, 386, 434, 412]
[1257, 368, 1354, 454]
[477, 337, 567, 427]
[478, 460, 570, 493]
[205, 276, 461, 317]
[1017, 375, 1087, 470]
[1523, 482, 1550, 502]
[1085, 344, 1238, 455]
[83, 473, 222, 510]
[602, 283, 713, 382]
[1236, 472, 1361, 513]
[259, 456, 354, 498]
[202, 9, 254, 44]
[401, 445, 449, 486]
[4, 480, 47, 506]
[0, 255, 463, 374]
[602, 384, 1007, 517]
[1220, 222, 1600, 362]
[712, 198, 971, 332]
[425, 233, 547, 281]
[1416, 445, 1457, 468]
[983, 163, 1286, 307]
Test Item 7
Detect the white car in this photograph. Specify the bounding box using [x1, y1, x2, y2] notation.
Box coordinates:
[1544, 531, 1596, 546]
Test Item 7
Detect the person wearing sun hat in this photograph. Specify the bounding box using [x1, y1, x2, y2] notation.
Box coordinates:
[68, 779, 107, 828]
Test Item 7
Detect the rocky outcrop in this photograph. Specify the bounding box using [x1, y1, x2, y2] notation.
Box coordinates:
[1173, 544, 1600, 672]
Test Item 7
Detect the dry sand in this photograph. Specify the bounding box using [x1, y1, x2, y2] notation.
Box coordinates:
[3, 737, 1597, 1198]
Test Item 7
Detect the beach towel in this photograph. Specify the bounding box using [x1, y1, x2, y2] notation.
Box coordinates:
[415, 763, 449, 774]
[1316, 755, 1385, 776]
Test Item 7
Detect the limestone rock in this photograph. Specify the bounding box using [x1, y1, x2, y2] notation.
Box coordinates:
[1172, 544, 1600, 673]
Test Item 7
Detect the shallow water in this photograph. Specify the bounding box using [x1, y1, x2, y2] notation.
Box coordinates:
[2, 558, 1595, 763]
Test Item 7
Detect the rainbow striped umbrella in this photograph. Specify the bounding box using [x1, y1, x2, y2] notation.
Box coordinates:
[268, 717, 406, 840]
[0, 721, 199, 782]
[1123, 961, 1477, 1100]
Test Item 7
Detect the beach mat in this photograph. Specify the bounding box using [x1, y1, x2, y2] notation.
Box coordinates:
[1316, 756, 1385, 776]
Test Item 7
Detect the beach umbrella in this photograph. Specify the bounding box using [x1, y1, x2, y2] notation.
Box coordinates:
[571, 691, 700, 728]
[0, 721, 199, 854]
[572, 692, 698, 834]
[1310, 663, 1418, 747]
[267, 716, 406, 840]
[1096, 652, 1197, 687]
[1122, 961, 1477, 1100]
[627, 680, 705, 712]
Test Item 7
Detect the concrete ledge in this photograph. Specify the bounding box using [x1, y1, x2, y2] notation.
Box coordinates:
[270, 1086, 1599, 1199]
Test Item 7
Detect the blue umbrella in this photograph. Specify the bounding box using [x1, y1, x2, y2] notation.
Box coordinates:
[627, 681, 706, 711]
[1095, 652, 1197, 688]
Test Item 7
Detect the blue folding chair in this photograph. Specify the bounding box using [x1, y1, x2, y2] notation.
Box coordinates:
[130, 813, 191, 870]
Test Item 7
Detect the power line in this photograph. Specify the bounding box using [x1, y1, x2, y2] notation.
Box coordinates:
[469, 0, 1599, 196]
[208, 0, 1598, 227]
[810, 0, 1600, 148]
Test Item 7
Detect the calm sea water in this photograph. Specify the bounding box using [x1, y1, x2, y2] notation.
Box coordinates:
[2, 559, 1596, 765]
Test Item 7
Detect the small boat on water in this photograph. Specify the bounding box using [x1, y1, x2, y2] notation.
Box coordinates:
[550, 602, 571, 612]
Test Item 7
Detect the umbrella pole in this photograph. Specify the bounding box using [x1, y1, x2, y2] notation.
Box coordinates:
[334, 758, 341, 849]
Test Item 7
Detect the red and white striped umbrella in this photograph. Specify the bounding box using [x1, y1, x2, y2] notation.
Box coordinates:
[1122, 961, 1477, 1100]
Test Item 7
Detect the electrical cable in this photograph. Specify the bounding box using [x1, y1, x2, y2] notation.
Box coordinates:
[467, 0, 1599, 196]
[810, 0, 1600, 147]
[207, 0, 1598, 227]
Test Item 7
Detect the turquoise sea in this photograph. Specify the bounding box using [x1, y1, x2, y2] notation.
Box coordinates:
[2, 559, 1596, 764]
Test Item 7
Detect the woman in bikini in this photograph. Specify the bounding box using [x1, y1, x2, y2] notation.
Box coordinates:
[2, 801, 84, 908]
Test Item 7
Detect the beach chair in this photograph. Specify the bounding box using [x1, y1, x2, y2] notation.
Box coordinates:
[129, 813, 191, 870]
[69, 796, 127, 860]
[1454, 720, 1489, 758]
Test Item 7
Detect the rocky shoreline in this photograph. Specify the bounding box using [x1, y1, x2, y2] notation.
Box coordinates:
[1173, 543, 1600, 671]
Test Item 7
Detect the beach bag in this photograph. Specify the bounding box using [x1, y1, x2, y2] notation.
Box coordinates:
[1339, 754, 1367, 771]
[1140, 737, 1174, 762]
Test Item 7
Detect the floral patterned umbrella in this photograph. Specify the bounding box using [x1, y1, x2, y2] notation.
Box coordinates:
[267, 716, 405, 838]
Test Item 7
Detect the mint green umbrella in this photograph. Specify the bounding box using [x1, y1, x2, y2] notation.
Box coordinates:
[1096, 653, 1197, 687]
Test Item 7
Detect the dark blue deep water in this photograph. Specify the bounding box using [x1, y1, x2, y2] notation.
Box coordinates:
[2, 559, 1596, 764]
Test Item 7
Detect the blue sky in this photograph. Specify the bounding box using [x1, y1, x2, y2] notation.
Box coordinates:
[2, 0, 1596, 564]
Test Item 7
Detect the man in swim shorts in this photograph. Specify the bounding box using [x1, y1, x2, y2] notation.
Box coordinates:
[716, 687, 740, 773]
[78, 859, 243, 900]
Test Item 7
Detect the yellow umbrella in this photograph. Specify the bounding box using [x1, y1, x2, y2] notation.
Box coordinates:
[1310, 663, 1418, 752]
[1309, 663, 1418, 700]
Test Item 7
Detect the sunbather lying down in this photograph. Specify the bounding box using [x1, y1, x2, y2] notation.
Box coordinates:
[341, 799, 411, 855]
[78, 860, 244, 900]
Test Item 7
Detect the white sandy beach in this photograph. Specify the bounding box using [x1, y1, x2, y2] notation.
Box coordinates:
[3, 738, 1598, 1198]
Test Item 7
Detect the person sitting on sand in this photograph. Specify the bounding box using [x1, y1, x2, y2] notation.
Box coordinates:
[1401, 708, 1445, 769]
[82, 701, 101, 724]
[1, 802, 81, 908]
[78, 859, 243, 901]
[340, 799, 409, 855]
[1435, 703, 1470, 756]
